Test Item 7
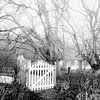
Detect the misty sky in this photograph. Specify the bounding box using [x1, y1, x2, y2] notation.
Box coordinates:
[0, 0, 99, 45]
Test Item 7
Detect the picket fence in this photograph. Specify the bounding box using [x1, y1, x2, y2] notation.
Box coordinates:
[26, 60, 56, 91]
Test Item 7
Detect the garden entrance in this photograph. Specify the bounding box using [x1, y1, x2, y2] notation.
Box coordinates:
[26, 60, 56, 91]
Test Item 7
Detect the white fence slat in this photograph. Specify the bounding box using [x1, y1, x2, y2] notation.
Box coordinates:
[49, 64, 50, 86]
[37, 65, 39, 87]
[44, 65, 45, 89]
[47, 63, 49, 87]
[40, 67, 41, 90]
[34, 63, 36, 90]
[31, 70, 32, 88]
[54, 64, 56, 84]
[44, 64, 46, 89]
[28, 60, 31, 88]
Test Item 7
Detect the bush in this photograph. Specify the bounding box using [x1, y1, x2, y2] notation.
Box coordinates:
[54, 80, 79, 100]
[55, 70, 100, 100]
[0, 81, 44, 100]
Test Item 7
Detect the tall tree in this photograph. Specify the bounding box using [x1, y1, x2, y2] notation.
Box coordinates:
[0, 0, 64, 65]
[52, 0, 100, 71]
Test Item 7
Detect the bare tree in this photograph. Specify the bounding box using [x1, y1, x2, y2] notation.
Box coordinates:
[52, 0, 100, 71]
[0, 0, 64, 65]
[1, 0, 100, 71]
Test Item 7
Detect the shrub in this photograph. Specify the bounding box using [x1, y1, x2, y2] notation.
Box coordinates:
[0, 81, 44, 100]
[54, 80, 79, 100]
[55, 70, 100, 100]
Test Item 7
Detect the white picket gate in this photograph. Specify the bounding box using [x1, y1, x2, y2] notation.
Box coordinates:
[26, 60, 56, 91]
